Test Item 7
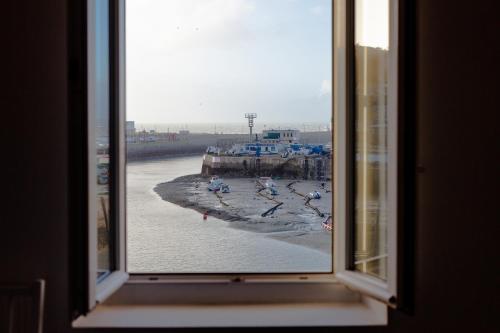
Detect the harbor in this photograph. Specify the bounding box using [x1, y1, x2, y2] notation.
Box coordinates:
[125, 120, 332, 161]
[127, 116, 333, 272]
[154, 174, 332, 254]
[149, 116, 333, 257]
[127, 156, 332, 273]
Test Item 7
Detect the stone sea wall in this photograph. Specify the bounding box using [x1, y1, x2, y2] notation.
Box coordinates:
[201, 154, 332, 180]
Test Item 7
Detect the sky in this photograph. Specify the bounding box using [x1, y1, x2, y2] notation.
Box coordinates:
[355, 0, 389, 49]
[126, 0, 333, 124]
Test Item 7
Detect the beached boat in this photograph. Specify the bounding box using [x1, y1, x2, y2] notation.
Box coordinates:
[208, 178, 230, 193]
[258, 177, 279, 195]
[208, 175, 219, 183]
[220, 184, 231, 193]
[208, 179, 223, 191]
[307, 191, 321, 199]
[265, 186, 278, 195]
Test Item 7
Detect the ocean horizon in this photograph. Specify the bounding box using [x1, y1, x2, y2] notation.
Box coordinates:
[132, 122, 332, 135]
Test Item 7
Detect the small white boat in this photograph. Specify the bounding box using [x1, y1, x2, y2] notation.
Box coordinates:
[220, 184, 231, 193]
[258, 177, 279, 195]
[208, 178, 230, 193]
[208, 175, 219, 184]
[266, 186, 279, 196]
[307, 191, 321, 199]
[208, 179, 223, 191]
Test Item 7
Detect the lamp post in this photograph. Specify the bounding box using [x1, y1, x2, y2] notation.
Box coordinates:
[245, 113, 257, 143]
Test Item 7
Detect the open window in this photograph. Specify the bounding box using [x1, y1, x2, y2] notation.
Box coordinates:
[334, 0, 400, 305]
[72, 0, 412, 327]
[83, 0, 128, 311]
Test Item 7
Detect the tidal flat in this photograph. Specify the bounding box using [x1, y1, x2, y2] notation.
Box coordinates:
[154, 175, 333, 254]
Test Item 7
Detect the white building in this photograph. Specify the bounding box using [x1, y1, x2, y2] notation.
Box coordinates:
[261, 129, 300, 144]
[126, 121, 136, 136]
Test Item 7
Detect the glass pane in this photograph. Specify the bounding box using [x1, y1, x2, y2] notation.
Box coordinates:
[126, 0, 333, 273]
[353, 0, 389, 280]
[93, 0, 112, 280]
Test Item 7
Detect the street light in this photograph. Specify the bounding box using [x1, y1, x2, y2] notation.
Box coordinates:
[245, 113, 257, 142]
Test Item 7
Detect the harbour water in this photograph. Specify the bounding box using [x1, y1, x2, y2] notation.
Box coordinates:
[127, 155, 331, 273]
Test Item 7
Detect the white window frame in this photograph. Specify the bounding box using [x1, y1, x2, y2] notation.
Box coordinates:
[74, 0, 401, 327]
[334, 0, 399, 306]
[86, 0, 128, 311]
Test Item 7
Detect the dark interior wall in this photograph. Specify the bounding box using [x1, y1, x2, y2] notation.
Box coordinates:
[1, 0, 69, 333]
[0, 0, 497, 332]
[388, 0, 498, 331]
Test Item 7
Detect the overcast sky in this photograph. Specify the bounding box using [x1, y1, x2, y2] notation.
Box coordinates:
[126, 0, 333, 124]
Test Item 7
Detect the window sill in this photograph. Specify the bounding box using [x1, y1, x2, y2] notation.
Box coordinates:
[73, 280, 387, 328]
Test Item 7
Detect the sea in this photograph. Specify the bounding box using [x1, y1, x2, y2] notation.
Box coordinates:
[134, 122, 331, 134]
[126, 155, 331, 273]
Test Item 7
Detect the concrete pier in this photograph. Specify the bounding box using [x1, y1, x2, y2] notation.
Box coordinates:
[201, 154, 331, 180]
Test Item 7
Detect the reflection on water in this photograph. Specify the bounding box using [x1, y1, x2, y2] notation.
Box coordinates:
[126, 156, 331, 273]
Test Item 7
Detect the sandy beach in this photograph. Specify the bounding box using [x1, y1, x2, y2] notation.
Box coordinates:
[154, 175, 332, 254]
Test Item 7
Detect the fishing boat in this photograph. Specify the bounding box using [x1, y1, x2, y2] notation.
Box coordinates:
[257, 177, 279, 195]
[207, 179, 224, 191]
[208, 175, 219, 184]
[307, 191, 321, 199]
[266, 186, 279, 196]
[208, 178, 231, 193]
[220, 184, 231, 193]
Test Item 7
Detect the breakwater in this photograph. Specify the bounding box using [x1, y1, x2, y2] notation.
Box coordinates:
[201, 154, 332, 180]
[126, 131, 332, 161]
[126, 133, 246, 161]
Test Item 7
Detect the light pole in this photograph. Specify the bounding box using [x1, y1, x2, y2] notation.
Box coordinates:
[245, 113, 257, 143]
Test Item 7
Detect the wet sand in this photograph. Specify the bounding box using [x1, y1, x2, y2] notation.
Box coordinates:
[154, 175, 332, 254]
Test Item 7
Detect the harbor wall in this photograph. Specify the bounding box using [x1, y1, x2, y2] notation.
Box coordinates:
[201, 154, 332, 180]
[126, 133, 245, 161]
[126, 131, 332, 161]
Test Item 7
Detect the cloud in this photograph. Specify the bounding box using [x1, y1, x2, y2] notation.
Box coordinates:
[310, 5, 324, 16]
[320, 79, 332, 96]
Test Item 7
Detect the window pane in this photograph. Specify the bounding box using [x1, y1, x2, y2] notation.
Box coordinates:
[353, 0, 389, 280]
[126, 0, 333, 273]
[93, 0, 112, 280]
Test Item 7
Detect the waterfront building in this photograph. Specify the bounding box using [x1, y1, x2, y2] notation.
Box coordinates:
[262, 129, 300, 144]
[126, 121, 136, 143]
[226, 142, 285, 156]
[126, 121, 136, 136]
